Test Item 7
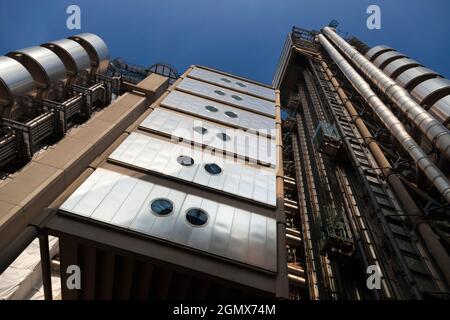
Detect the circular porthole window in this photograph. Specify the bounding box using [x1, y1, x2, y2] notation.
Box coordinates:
[193, 126, 208, 135]
[205, 105, 218, 112]
[231, 94, 243, 101]
[216, 132, 231, 141]
[204, 163, 222, 175]
[177, 155, 194, 166]
[214, 90, 226, 96]
[236, 82, 247, 88]
[150, 198, 174, 216]
[224, 111, 238, 118]
[221, 77, 232, 83]
[186, 208, 209, 226]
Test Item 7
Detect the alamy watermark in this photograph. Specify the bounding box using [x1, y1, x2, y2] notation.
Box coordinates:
[367, 5, 381, 30]
[66, 4, 81, 30]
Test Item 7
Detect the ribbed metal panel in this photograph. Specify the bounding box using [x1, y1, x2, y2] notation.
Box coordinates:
[177, 78, 276, 117]
[108, 132, 276, 206]
[7, 46, 67, 84]
[42, 39, 91, 74]
[396, 66, 441, 90]
[188, 67, 276, 101]
[383, 58, 421, 79]
[410, 78, 450, 105]
[429, 95, 450, 125]
[59, 168, 277, 272]
[160, 90, 276, 136]
[373, 51, 407, 70]
[139, 107, 276, 166]
[365, 45, 394, 61]
[69, 33, 109, 73]
[0, 56, 36, 103]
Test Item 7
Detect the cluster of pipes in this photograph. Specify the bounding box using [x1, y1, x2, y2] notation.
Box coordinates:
[0, 33, 109, 119]
[316, 27, 450, 287]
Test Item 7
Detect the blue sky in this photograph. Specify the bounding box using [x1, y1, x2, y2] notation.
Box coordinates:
[0, 0, 449, 84]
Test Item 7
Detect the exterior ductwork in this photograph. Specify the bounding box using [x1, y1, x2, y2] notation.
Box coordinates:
[365, 45, 394, 61]
[373, 50, 408, 70]
[396, 66, 441, 91]
[383, 57, 421, 79]
[317, 33, 450, 204]
[322, 26, 450, 162]
[430, 95, 450, 125]
[410, 78, 450, 107]
[6, 46, 67, 88]
[68, 33, 109, 74]
[41, 39, 91, 76]
[0, 56, 36, 104]
[0, 56, 37, 116]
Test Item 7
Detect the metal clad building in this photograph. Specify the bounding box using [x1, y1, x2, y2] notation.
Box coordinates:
[46, 64, 286, 299]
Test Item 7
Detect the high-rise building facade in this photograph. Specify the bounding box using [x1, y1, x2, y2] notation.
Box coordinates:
[0, 24, 449, 300]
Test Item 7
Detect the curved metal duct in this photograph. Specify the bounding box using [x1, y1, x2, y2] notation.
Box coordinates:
[396, 66, 441, 91]
[322, 26, 450, 162]
[365, 45, 394, 61]
[68, 33, 109, 73]
[373, 51, 407, 70]
[41, 39, 91, 76]
[410, 78, 450, 107]
[0, 56, 36, 105]
[317, 33, 450, 204]
[429, 95, 450, 125]
[383, 57, 421, 79]
[6, 46, 66, 87]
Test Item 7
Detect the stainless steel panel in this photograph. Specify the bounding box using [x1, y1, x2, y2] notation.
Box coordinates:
[429, 95, 450, 124]
[8, 46, 67, 83]
[373, 51, 407, 69]
[160, 90, 275, 136]
[42, 39, 91, 73]
[410, 78, 450, 105]
[59, 168, 277, 271]
[396, 66, 440, 89]
[140, 108, 276, 166]
[0, 56, 36, 103]
[177, 78, 275, 117]
[189, 67, 276, 101]
[108, 132, 276, 206]
[69, 33, 109, 73]
[383, 58, 420, 78]
[365, 45, 393, 60]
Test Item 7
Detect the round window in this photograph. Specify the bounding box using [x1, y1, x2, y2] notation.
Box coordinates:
[177, 155, 194, 166]
[186, 208, 209, 226]
[193, 126, 208, 135]
[231, 94, 243, 101]
[216, 132, 231, 141]
[236, 82, 247, 88]
[214, 90, 226, 96]
[205, 105, 218, 112]
[224, 111, 238, 118]
[221, 77, 232, 83]
[150, 198, 173, 216]
[204, 163, 222, 175]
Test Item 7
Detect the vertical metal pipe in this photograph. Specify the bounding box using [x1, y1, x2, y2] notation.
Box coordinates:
[39, 234, 53, 300]
[318, 34, 450, 205]
[319, 49, 450, 289]
[322, 26, 450, 162]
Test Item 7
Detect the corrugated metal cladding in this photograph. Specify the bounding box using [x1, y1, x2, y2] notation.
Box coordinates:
[59, 168, 277, 272]
[177, 77, 276, 117]
[188, 67, 276, 101]
[139, 108, 276, 166]
[160, 90, 276, 137]
[108, 132, 276, 206]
